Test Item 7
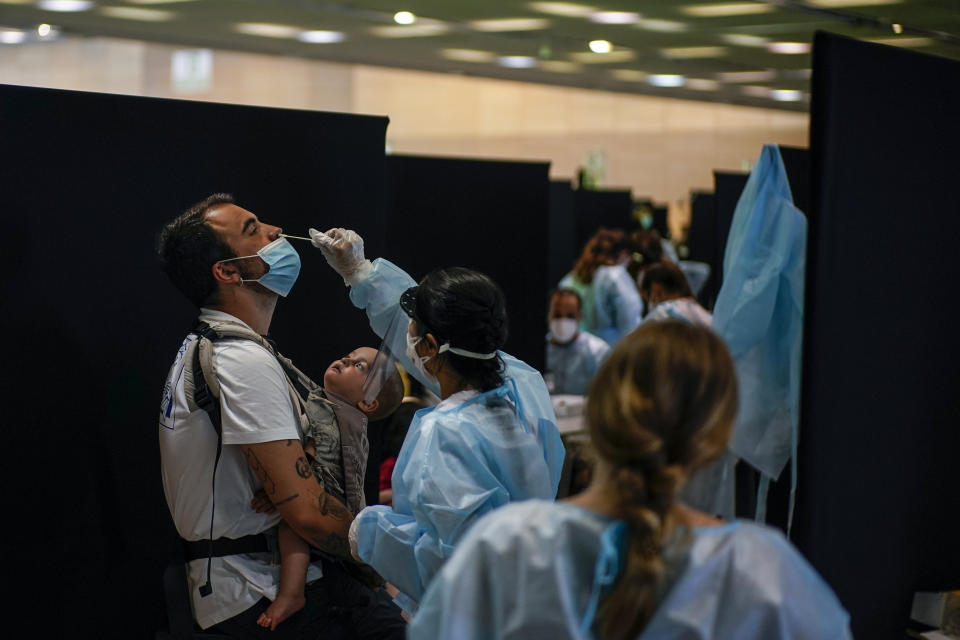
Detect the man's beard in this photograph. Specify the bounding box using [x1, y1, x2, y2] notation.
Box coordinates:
[236, 258, 275, 298]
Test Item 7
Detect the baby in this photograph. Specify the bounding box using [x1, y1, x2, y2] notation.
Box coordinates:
[256, 347, 403, 631]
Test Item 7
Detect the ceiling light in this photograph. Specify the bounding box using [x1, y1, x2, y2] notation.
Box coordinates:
[539, 60, 581, 73]
[636, 18, 689, 33]
[394, 11, 415, 25]
[36, 0, 93, 11]
[37, 23, 53, 36]
[891, 23, 902, 34]
[661, 46, 728, 59]
[369, 21, 448, 38]
[766, 41, 811, 54]
[234, 23, 299, 38]
[687, 78, 720, 91]
[807, 0, 902, 6]
[610, 69, 647, 82]
[298, 30, 345, 44]
[589, 11, 640, 24]
[589, 39, 611, 53]
[498, 56, 537, 69]
[0, 28, 26, 44]
[722, 33, 769, 47]
[716, 70, 776, 83]
[647, 74, 685, 87]
[569, 49, 635, 64]
[527, 2, 593, 18]
[100, 6, 175, 21]
[440, 48, 495, 63]
[741, 85, 771, 98]
[681, 3, 774, 17]
[469, 17, 549, 32]
[771, 89, 802, 101]
[868, 36, 933, 47]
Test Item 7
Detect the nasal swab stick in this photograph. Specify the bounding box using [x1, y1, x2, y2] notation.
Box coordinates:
[280, 234, 313, 242]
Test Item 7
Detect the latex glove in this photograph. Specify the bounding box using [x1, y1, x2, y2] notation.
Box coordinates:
[348, 515, 362, 562]
[309, 227, 373, 287]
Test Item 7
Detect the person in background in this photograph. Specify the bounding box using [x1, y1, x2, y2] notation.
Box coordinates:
[560, 228, 642, 347]
[638, 261, 712, 327]
[378, 371, 434, 506]
[408, 321, 852, 640]
[545, 288, 610, 396]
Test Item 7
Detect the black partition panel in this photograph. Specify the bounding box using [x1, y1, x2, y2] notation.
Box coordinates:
[796, 33, 960, 640]
[573, 187, 633, 251]
[778, 146, 811, 216]
[711, 171, 749, 306]
[687, 191, 717, 307]
[549, 180, 576, 286]
[652, 204, 669, 239]
[0, 84, 388, 636]
[382, 155, 550, 371]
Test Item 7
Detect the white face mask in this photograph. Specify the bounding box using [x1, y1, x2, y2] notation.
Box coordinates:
[405, 331, 439, 386]
[550, 318, 579, 344]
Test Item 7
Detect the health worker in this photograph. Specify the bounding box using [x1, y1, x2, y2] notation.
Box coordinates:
[409, 321, 852, 640]
[309, 227, 565, 613]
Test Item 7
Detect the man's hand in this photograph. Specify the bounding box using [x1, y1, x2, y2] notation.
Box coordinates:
[242, 439, 353, 558]
[308, 227, 373, 286]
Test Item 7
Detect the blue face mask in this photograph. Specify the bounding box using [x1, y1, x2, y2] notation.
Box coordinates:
[219, 237, 302, 297]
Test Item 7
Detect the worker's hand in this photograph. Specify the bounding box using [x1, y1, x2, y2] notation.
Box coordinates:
[250, 489, 276, 514]
[309, 227, 373, 286]
[348, 515, 362, 562]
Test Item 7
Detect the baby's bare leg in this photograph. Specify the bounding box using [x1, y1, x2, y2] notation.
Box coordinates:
[257, 521, 309, 631]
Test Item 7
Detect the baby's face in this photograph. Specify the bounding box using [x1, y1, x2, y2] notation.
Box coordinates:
[323, 347, 378, 405]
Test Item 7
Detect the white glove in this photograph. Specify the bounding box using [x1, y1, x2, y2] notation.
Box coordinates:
[348, 514, 362, 562]
[308, 227, 373, 287]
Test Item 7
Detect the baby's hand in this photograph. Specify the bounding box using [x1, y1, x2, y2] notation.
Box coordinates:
[251, 489, 276, 514]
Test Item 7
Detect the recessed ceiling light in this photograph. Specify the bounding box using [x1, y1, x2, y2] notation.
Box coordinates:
[0, 28, 27, 44]
[636, 18, 689, 33]
[722, 33, 769, 47]
[808, 0, 901, 6]
[716, 70, 777, 83]
[234, 23, 299, 38]
[540, 60, 581, 73]
[498, 56, 537, 69]
[681, 3, 775, 17]
[771, 89, 803, 101]
[298, 30, 345, 44]
[687, 78, 720, 91]
[527, 2, 594, 18]
[100, 6, 175, 21]
[37, 23, 52, 36]
[36, 0, 93, 11]
[647, 74, 685, 87]
[610, 69, 647, 82]
[369, 21, 448, 38]
[868, 36, 933, 47]
[589, 11, 640, 24]
[741, 85, 771, 98]
[661, 46, 728, 59]
[589, 39, 612, 53]
[469, 17, 550, 32]
[440, 48, 496, 63]
[766, 41, 811, 54]
[394, 11, 415, 25]
[569, 49, 635, 64]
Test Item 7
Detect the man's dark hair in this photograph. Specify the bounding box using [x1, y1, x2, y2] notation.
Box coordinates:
[549, 287, 583, 312]
[638, 261, 693, 299]
[157, 193, 237, 307]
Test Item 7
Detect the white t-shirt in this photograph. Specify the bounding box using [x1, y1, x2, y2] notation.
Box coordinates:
[158, 308, 321, 629]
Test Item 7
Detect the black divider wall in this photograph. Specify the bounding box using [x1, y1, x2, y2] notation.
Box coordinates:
[0, 84, 388, 637]
[797, 33, 960, 640]
[572, 187, 633, 252]
[548, 180, 576, 287]
[382, 155, 551, 372]
[711, 171, 749, 306]
[652, 205, 669, 239]
[687, 191, 717, 307]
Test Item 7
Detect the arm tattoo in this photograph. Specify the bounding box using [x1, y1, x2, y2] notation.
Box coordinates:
[273, 493, 299, 507]
[286, 439, 295, 446]
[244, 448, 276, 495]
[295, 456, 312, 479]
[318, 491, 351, 523]
[310, 532, 352, 558]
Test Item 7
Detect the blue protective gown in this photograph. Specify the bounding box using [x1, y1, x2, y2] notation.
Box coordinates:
[560, 265, 641, 346]
[545, 330, 610, 396]
[348, 258, 566, 605]
[409, 500, 852, 640]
